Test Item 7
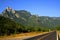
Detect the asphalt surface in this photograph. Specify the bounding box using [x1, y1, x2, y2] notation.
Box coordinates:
[0, 31, 59, 40]
[24, 31, 58, 40]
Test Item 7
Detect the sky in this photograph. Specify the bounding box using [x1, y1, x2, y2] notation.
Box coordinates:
[0, 0, 60, 17]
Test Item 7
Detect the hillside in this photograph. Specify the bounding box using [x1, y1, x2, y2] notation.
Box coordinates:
[1, 7, 60, 29]
[0, 16, 25, 36]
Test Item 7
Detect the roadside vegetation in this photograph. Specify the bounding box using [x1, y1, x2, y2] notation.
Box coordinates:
[56, 25, 60, 31]
[0, 16, 60, 37]
[0, 16, 49, 36]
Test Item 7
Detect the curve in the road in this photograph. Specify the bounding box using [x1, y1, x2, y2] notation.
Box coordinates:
[24, 31, 58, 40]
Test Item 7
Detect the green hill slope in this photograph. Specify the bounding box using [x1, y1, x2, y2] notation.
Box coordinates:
[0, 16, 25, 36]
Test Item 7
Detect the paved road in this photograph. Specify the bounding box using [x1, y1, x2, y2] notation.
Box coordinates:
[24, 31, 58, 40]
[0, 31, 59, 40]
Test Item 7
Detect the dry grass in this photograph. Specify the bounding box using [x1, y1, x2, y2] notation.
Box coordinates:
[58, 31, 60, 37]
[0, 32, 48, 39]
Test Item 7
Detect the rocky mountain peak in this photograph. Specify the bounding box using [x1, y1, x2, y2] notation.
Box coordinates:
[6, 6, 12, 12]
[6, 6, 12, 10]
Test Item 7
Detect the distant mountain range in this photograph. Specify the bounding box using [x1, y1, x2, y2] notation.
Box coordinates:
[1, 7, 60, 28]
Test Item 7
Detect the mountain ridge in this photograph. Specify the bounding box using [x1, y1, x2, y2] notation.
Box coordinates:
[1, 7, 60, 28]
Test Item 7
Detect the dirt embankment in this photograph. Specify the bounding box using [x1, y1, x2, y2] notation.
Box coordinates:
[0, 32, 48, 39]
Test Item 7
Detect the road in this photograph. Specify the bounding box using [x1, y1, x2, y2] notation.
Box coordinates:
[24, 31, 58, 40]
[0, 31, 59, 40]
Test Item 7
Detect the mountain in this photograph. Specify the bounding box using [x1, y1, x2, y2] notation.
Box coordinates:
[1, 7, 60, 28]
[2, 7, 31, 26]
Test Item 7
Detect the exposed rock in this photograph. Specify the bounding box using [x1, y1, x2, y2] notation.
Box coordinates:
[6, 7, 12, 12]
[15, 13, 19, 18]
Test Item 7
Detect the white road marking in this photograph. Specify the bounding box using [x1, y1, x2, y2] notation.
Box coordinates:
[57, 31, 58, 40]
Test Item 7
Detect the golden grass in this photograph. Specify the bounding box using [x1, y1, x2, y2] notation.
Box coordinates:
[0, 32, 48, 38]
[58, 31, 60, 37]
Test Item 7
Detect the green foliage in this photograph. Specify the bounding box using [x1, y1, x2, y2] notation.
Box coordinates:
[0, 16, 53, 36]
[0, 16, 24, 36]
[0, 16, 45, 36]
[55, 25, 60, 30]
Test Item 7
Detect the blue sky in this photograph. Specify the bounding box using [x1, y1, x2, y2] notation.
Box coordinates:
[0, 0, 60, 17]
